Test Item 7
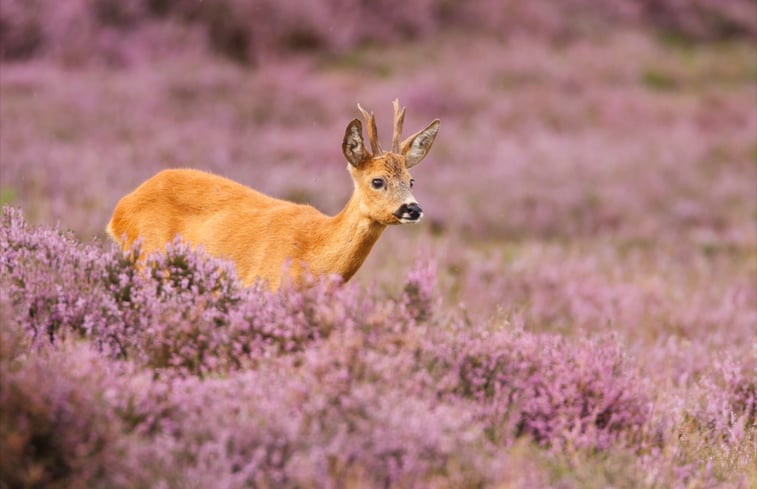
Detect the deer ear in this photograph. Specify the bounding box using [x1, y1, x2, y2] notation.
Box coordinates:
[342, 119, 368, 167]
[401, 119, 440, 168]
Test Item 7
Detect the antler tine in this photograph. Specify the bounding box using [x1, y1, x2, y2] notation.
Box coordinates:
[392, 98, 406, 154]
[357, 103, 381, 155]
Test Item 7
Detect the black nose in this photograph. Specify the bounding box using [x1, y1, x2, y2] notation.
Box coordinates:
[407, 203, 422, 220]
[395, 203, 423, 221]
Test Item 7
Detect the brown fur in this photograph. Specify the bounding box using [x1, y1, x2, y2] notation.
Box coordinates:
[107, 103, 439, 289]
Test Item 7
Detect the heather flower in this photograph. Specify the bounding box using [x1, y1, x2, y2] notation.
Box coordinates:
[696, 355, 757, 437]
[401, 249, 438, 323]
[1, 1, 752, 64]
[0, 334, 140, 489]
[431, 325, 649, 450]
[1, 207, 753, 487]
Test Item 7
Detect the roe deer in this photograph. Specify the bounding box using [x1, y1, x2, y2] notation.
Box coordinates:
[107, 100, 440, 289]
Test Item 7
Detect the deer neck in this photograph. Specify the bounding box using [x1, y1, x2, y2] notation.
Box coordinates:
[315, 192, 386, 282]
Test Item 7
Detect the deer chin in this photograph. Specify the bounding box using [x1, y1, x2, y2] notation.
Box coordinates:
[396, 211, 423, 224]
[398, 215, 423, 224]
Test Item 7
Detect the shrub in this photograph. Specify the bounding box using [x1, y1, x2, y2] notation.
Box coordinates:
[0, 340, 139, 489]
[1, 0, 754, 63]
[5, 207, 742, 488]
[428, 326, 649, 450]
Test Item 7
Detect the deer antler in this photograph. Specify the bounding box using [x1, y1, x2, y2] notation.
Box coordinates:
[392, 98, 406, 153]
[357, 103, 381, 155]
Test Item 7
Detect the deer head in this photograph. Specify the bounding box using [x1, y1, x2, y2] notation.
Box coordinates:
[342, 99, 440, 225]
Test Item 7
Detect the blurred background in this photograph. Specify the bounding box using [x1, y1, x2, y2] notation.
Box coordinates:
[1, 0, 755, 321]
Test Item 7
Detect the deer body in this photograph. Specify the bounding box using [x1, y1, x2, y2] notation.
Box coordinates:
[107, 101, 439, 289]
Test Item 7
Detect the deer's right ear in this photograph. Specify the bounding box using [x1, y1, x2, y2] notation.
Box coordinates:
[401, 119, 440, 169]
[342, 119, 368, 167]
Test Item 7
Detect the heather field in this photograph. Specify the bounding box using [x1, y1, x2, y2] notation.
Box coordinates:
[1, 1, 756, 488]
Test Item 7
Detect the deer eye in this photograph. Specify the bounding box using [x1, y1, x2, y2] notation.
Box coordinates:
[409, 179, 415, 189]
[371, 178, 385, 190]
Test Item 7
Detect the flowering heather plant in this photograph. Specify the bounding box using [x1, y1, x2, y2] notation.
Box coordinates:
[430, 325, 648, 450]
[443, 241, 757, 347]
[1, 206, 123, 351]
[0, 337, 143, 489]
[1, 207, 402, 377]
[1, 208, 683, 487]
[697, 356, 757, 436]
[1, 0, 754, 64]
[401, 250, 438, 323]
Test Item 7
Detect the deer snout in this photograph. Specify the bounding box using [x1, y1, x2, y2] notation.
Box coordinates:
[394, 203, 423, 223]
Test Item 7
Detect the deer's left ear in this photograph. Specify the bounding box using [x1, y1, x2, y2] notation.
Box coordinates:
[401, 119, 440, 168]
[342, 119, 368, 167]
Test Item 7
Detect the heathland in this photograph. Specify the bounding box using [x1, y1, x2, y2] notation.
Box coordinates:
[1, 2, 755, 487]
